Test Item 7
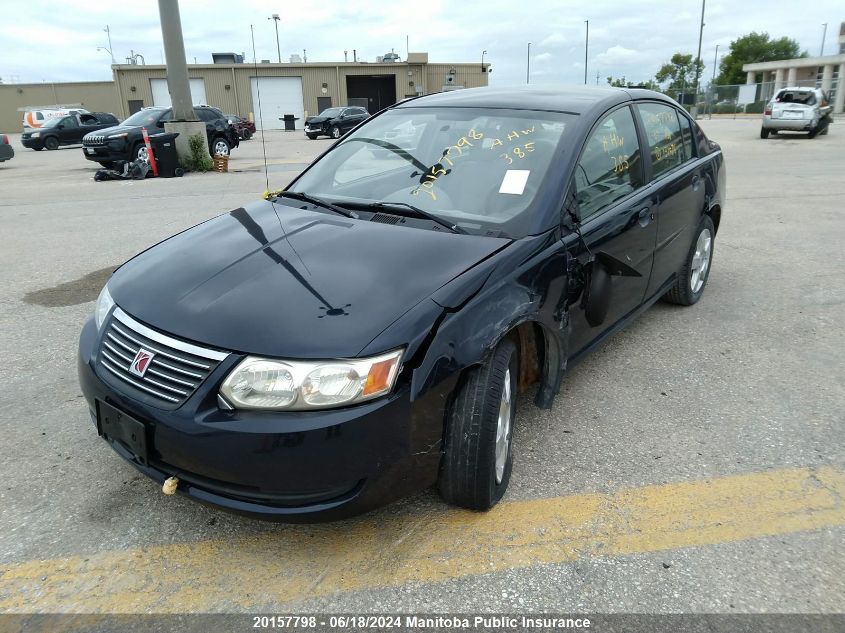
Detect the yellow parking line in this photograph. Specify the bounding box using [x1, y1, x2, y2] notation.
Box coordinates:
[2, 466, 844, 613]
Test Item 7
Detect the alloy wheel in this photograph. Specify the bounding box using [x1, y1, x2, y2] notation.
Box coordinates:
[495, 369, 512, 484]
[690, 228, 712, 293]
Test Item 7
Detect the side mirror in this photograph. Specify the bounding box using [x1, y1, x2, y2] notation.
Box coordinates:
[57, 124, 64, 129]
[583, 262, 611, 327]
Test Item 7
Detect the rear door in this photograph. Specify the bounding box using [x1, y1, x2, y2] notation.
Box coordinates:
[635, 102, 706, 299]
[567, 105, 658, 357]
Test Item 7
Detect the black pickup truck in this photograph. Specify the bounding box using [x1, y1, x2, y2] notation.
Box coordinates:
[21, 112, 119, 151]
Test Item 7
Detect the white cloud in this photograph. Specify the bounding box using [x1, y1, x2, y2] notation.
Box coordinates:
[538, 33, 566, 47]
[534, 52, 553, 63]
[595, 45, 638, 65]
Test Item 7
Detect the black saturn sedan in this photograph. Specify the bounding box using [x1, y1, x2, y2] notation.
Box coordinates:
[78, 86, 725, 521]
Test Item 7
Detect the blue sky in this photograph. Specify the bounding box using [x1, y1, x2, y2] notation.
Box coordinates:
[1, 0, 841, 86]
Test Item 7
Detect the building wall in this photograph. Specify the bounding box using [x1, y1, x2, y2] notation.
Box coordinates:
[0, 60, 490, 131]
[0, 81, 119, 131]
[111, 62, 489, 123]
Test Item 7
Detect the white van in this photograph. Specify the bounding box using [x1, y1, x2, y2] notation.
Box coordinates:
[21, 108, 88, 130]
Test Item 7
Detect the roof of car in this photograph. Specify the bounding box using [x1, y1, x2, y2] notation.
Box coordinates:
[395, 85, 677, 116]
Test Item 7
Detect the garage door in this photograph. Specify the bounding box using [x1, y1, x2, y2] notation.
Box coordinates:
[250, 77, 305, 130]
[150, 78, 207, 107]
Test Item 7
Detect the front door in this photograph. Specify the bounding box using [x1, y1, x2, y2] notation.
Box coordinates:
[566, 104, 658, 358]
[57, 116, 80, 145]
[635, 103, 707, 298]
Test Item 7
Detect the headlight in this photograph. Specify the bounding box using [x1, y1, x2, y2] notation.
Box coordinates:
[219, 349, 403, 411]
[31, 132, 41, 138]
[94, 285, 114, 330]
[108, 132, 128, 139]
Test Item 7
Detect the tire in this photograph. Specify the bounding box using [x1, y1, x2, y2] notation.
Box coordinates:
[330, 125, 341, 140]
[44, 136, 59, 150]
[808, 127, 818, 139]
[663, 215, 716, 306]
[174, 167, 185, 177]
[306, 133, 318, 140]
[760, 127, 769, 139]
[242, 129, 252, 140]
[439, 338, 518, 511]
[33, 147, 43, 151]
[211, 137, 230, 157]
[133, 142, 149, 163]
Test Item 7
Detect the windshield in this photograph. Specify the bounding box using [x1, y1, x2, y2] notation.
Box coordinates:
[121, 109, 167, 127]
[290, 107, 574, 237]
[318, 108, 343, 117]
[41, 117, 67, 128]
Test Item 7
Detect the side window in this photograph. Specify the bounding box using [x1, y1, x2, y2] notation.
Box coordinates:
[637, 103, 683, 178]
[61, 116, 78, 128]
[573, 106, 644, 221]
[678, 111, 695, 161]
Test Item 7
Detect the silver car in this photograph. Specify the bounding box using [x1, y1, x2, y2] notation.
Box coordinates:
[761, 87, 832, 139]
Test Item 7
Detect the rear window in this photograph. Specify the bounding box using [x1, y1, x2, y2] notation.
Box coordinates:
[775, 90, 815, 105]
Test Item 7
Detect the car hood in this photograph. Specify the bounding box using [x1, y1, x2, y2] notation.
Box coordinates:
[109, 200, 510, 358]
[83, 124, 136, 139]
[306, 116, 330, 124]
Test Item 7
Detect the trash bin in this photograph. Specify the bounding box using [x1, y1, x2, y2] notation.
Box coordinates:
[281, 114, 299, 131]
[148, 132, 184, 178]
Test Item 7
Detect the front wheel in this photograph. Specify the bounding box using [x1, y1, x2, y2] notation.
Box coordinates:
[760, 127, 770, 139]
[330, 125, 341, 140]
[439, 338, 518, 511]
[306, 133, 318, 140]
[211, 137, 230, 156]
[663, 215, 716, 306]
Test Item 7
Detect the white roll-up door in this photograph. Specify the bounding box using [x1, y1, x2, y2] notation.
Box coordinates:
[150, 78, 207, 107]
[249, 77, 305, 130]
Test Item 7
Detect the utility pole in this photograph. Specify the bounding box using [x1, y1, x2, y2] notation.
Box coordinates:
[481, 50, 487, 72]
[269, 14, 281, 63]
[596, 70, 600, 85]
[712, 44, 719, 84]
[820, 23, 827, 56]
[584, 20, 589, 84]
[104, 26, 115, 64]
[157, 0, 204, 159]
[526, 43, 531, 84]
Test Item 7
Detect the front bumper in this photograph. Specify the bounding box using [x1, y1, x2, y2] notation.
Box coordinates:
[77, 316, 446, 521]
[82, 142, 128, 163]
[21, 137, 43, 149]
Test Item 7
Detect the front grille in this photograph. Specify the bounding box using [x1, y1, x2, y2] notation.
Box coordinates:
[84, 135, 105, 146]
[97, 308, 228, 409]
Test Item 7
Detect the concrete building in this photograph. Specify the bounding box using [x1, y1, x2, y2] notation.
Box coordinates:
[0, 53, 489, 132]
[743, 22, 845, 114]
[110, 53, 489, 129]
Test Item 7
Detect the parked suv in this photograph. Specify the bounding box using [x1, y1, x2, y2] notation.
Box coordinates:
[304, 106, 369, 139]
[761, 87, 833, 138]
[82, 105, 238, 167]
[22, 112, 119, 151]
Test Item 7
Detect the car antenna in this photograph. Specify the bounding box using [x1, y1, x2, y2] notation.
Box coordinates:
[250, 24, 270, 194]
[249, 24, 310, 276]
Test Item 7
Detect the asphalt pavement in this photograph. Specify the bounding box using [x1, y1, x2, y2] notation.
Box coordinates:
[0, 120, 842, 615]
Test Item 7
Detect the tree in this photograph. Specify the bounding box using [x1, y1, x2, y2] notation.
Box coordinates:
[655, 53, 705, 96]
[716, 32, 805, 85]
[606, 76, 661, 91]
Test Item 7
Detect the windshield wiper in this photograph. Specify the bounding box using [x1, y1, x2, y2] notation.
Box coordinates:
[274, 191, 359, 219]
[363, 201, 467, 234]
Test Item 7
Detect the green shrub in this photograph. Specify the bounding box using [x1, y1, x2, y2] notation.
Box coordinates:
[179, 133, 212, 172]
[744, 100, 766, 114]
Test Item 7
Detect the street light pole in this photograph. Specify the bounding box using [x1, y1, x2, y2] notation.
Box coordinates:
[269, 14, 281, 63]
[526, 43, 531, 84]
[481, 50, 486, 73]
[584, 20, 589, 85]
[820, 23, 827, 56]
[104, 25, 115, 64]
[692, 0, 705, 117]
[712, 44, 719, 84]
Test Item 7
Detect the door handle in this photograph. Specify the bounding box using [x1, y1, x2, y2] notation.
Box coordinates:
[637, 207, 653, 228]
[692, 174, 701, 190]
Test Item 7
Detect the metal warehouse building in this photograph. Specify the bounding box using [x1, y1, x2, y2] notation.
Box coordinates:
[0, 53, 490, 131]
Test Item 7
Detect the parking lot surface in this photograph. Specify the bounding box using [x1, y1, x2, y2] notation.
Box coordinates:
[0, 121, 843, 613]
